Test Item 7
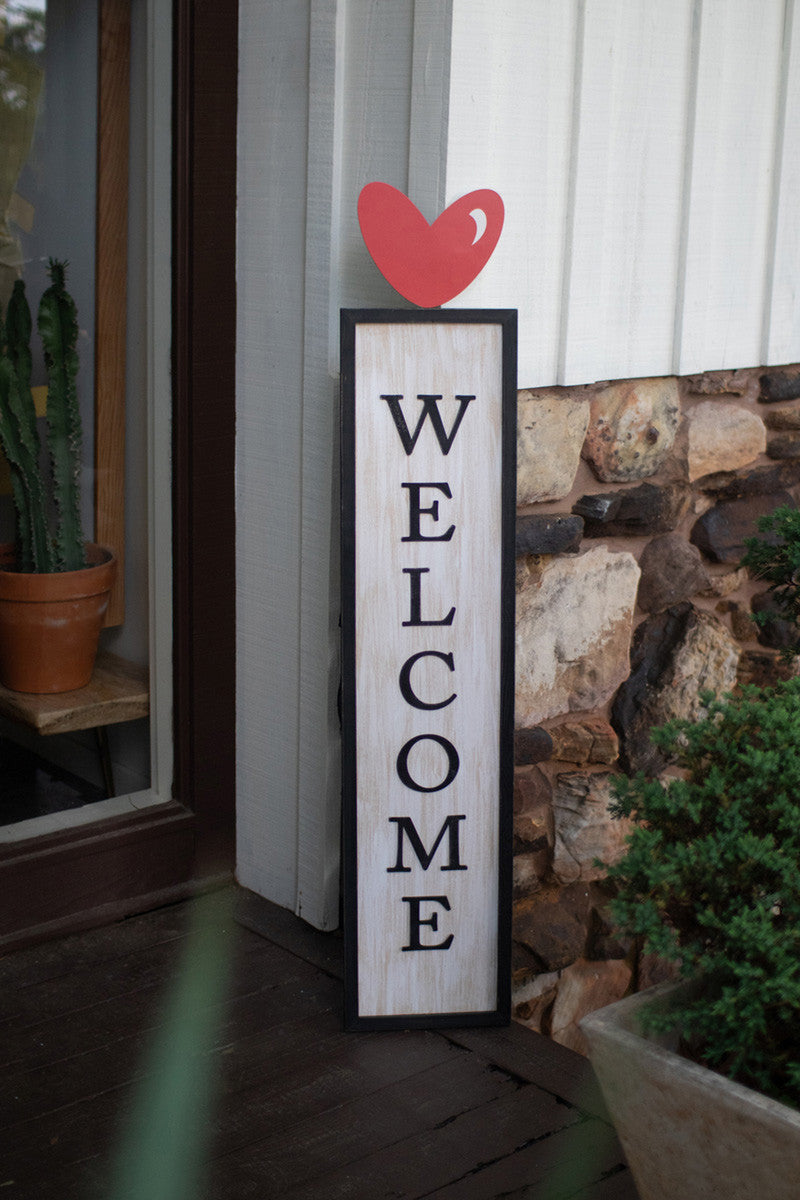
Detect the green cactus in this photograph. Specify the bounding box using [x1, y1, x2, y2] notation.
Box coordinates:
[1, 281, 54, 571]
[0, 260, 86, 573]
[38, 259, 86, 571]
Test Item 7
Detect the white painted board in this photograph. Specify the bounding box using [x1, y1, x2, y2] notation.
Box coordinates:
[444, 0, 800, 384]
[341, 311, 515, 1028]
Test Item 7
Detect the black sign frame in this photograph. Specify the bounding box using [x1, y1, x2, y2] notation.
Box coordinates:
[340, 308, 517, 1031]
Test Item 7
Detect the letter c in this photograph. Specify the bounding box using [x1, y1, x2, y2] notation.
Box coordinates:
[399, 651, 456, 711]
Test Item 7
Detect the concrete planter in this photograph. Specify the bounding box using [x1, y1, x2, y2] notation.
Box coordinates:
[580, 983, 800, 1200]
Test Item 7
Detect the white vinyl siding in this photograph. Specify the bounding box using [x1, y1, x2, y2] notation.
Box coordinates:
[236, 0, 800, 928]
[445, 0, 800, 385]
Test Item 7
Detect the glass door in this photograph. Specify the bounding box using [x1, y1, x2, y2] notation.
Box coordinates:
[0, 0, 171, 838]
[0, 0, 236, 951]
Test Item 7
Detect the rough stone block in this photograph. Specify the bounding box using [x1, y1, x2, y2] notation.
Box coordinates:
[612, 602, 740, 775]
[512, 880, 613, 973]
[514, 727, 554, 766]
[690, 492, 795, 563]
[686, 401, 766, 481]
[637, 532, 710, 613]
[513, 889, 588, 973]
[686, 368, 749, 396]
[516, 548, 640, 725]
[517, 389, 590, 504]
[701, 461, 800, 498]
[737, 648, 799, 689]
[587, 889, 632, 961]
[515, 514, 583, 556]
[513, 853, 548, 897]
[548, 718, 619, 765]
[720, 599, 757, 642]
[551, 772, 630, 885]
[512, 970, 560, 1034]
[700, 566, 749, 598]
[550, 957, 632, 1055]
[765, 406, 800, 431]
[514, 767, 553, 835]
[583, 377, 680, 482]
[575, 482, 692, 537]
[513, 764, 553, 813]
[760, 370, 800, 403]
[751, 591, 798, 651]
[767, 434, 800, 460]
[513, 772, 554, 894]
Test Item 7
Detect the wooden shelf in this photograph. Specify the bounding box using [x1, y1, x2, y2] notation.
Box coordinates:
[0, 651, 149, 736]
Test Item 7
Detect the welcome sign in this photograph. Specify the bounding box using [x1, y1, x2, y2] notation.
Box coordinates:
[341, 308, 517, 1030]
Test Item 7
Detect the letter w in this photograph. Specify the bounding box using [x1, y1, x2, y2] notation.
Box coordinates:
[381, 394, 474, 455]
[387, 815, 467, 872]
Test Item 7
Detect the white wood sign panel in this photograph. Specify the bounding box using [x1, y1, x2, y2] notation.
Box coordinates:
[341, 310, 516, 1029]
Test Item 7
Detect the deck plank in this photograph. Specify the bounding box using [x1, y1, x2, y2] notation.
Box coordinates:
[419, 1115, 629, 1200]
[2, 934, 333, 1071]
[208, 1055, 572, 1200]
[0, 887, 638, 1200]
[444, 1023, 611, 1122]
[271, 1085, 586, 1200]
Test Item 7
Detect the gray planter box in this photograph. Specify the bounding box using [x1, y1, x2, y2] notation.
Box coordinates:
[580, 983, 800, 1200]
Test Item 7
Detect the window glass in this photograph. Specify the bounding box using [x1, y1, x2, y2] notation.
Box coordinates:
[0, 0, 155, 829]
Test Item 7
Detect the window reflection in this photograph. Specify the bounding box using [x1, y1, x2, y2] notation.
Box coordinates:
[0, 1, 46, 311]
[0, 2, 153, 826]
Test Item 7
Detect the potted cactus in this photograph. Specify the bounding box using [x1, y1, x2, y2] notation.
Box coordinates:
[0, 259, 115, 692]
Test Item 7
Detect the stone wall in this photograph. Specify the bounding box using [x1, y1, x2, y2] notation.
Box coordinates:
[512, 363, 800, 1053]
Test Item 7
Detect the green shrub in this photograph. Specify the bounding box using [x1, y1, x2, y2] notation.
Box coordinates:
[741, 505, 800, 660]
[605, 678, 800, 1108]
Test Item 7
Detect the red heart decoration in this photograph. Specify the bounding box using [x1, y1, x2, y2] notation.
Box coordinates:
[357, 183, 504, 307]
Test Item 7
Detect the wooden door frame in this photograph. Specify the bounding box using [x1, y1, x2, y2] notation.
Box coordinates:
[0, 0, 237, 951]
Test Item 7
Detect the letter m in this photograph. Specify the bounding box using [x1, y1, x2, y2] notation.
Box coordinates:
[381, 394, 473, 455]
[387, 815, 467, 872]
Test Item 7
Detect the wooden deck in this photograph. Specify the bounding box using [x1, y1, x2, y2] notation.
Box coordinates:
[1, 887, 639, 1199]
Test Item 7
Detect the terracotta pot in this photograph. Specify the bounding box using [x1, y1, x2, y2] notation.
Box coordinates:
[0, 543, 117, 693]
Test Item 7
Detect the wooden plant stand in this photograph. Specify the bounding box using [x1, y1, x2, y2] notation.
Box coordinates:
[0, 652, 149, 798]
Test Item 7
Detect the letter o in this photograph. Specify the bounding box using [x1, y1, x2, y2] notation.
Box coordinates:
[396, 734, 460, 792]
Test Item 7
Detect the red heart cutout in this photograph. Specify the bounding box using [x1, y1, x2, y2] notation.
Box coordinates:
[357, 183, 504, 307]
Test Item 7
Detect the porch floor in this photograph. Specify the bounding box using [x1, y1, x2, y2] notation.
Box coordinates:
[1, 887, 639, 1199]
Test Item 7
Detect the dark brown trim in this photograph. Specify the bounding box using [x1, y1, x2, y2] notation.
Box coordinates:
[171, 0, 238, 876]
[0, 0, 237, 949]
[95, 0, 131, 624]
